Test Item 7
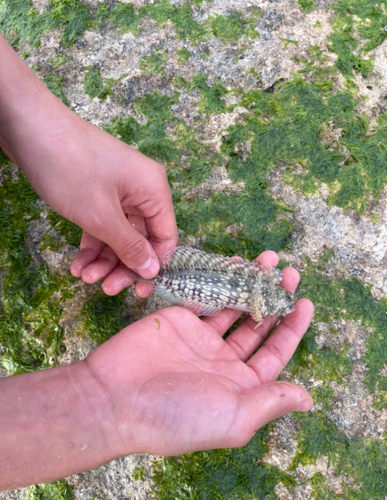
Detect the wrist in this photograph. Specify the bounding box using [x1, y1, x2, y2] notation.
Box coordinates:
[75, 357, 139, 459]
[0, 360, 126, 489]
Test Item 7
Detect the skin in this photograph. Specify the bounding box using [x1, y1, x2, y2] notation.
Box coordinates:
[0, 251, 313, 489]
[0, 35, 314, 489]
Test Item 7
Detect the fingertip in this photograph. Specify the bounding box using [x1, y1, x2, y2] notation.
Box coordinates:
[104, 211, 160, 277]
[70, 247, 100, 278]
[294, 297, 315, 317]
[242, 383, 313, 432]
[275, 384, 313, 414]
[280, 267, 300, 293]
[81, 269, 99, 284]
[282, 266, 300, 281]
[256, 250, 279, 268]
[136, 255, 159, 280]
[102, 266, 136, 295]
[299, 395, 314, 412]
[70, 261, 82, 277]
[102, 284, 122, 296]
[297, 297, 314, 309]
[135, 282, 155, 298]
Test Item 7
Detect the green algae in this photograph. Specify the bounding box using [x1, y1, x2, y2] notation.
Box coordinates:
[0, 0, 50, 47]
[151, 427, 296, 500]
[0, 148, 10, 165]
[96, 1, 258, 44]
[326, 0, 387, 80]
[207, 9, 261, 43]
[3, 0, 387, 497]
[0, 165, 76, 375]
[281, 38, 298, 49]
[3, 0, 387, 66]
[0, 0, 91, 48]
[105, 92, 180, 163]
[103, 77, 294, 261]
[190, 73, 227, 114]
[176, 47, 191, 64]
[290, 412, 387, 499]
[336, 439, 387, 498]
[104, 76, 290, 258]
[81, 290, 131, 345]
[41, 210, 82, 251]
[108, 2, 139, 35]
[139, 1, 208, 42]
[282, 253, 387, 494]
[208, 13, 259, 43]
[132, 466, 146, 482]
[297, 0, 316, 13]
[7, 0, 376, 219]
[140, 51, 168, 75]
[237, 77, 387, 212]
[83, 66, 118, 101]
[335, 0, 387, 53]
[44, 74, 69, 106]
[287, 325, 352, 385]
[26, 480, 74, 500]
[50, 0, 91, 47]
[49, 55, 70, 70]
[328, 22, 374, 79]
[289, 412, 349, 472]
[298, 259, 387, 410]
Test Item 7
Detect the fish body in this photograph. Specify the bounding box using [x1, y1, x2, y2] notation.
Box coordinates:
[127, 247, 295, 326]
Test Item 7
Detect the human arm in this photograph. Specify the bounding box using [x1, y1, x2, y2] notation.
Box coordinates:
[0, 34, 178, 293]
[0, 252, 313, 490]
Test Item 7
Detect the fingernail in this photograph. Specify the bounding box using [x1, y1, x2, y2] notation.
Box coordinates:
[137, 256, 159, 279]
[82, 272, 96, 283]
[299, 398, 313, 412]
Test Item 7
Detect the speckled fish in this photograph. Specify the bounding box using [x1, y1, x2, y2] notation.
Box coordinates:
[126, 247, 296, 326]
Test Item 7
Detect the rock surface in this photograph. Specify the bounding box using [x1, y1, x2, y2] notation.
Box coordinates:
[2, 0, 387, 498]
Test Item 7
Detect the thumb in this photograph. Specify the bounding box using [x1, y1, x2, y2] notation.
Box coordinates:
[234, 382, 312, 446]
[99, 210, 160, 279]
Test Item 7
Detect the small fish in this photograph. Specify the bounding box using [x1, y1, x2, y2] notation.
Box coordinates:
[126, 247, 296, 326]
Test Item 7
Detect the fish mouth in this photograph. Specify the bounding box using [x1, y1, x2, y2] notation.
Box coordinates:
[278, 289, 297, 316]
[265, 289, 296, 317]
[279, 303, 296, 316]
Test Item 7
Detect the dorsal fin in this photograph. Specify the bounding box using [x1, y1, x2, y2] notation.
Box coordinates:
[159, 247, 282, 282]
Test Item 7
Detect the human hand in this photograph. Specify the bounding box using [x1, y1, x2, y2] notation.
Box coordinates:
[0, 251, 313, 489]
[25, 118, 177, 292]
[60, 126, 178, 293]
[44, 125, 177, 294]
[86, 251, 314, 456]
[0, 35, 178, 294]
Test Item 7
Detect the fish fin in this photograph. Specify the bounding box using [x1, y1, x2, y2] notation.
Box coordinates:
[193, 302, 225, 317]
[160, 247, 282, 283]
[249, 294, 265, 328]
[155, 283, 224, 317]
[124, 267, 154, 283]
[154, 284, 189, 306]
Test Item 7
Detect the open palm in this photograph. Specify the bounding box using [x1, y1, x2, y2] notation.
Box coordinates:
[86, 251, 314, 457]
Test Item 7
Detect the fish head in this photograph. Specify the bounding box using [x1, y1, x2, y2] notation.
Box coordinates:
[249, 282, 296, 326]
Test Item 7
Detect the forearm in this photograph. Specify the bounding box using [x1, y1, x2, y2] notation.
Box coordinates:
[0, 34, 83, 174]
[0, 360, 123, 490]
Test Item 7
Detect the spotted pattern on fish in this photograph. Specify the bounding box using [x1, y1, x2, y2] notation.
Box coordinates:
[126, 247, 296, 326]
